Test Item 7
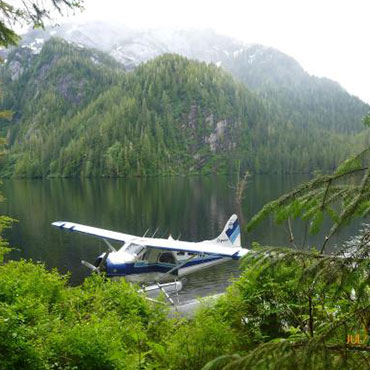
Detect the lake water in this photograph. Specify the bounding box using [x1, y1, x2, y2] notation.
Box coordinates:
[0, 175, 361, 301]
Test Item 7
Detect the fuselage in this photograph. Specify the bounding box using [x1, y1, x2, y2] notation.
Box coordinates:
[100, 244, 234, 283]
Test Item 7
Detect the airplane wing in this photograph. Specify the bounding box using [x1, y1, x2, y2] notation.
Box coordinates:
[52, 221, 135, 244]
[52, 221, 248, 258]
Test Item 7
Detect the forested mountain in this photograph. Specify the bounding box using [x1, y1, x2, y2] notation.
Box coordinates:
[11, 23, 369, 137]
[0, 39, 262, 177]
[1, 38, 123, 138]
[0, 37, 368, 177]
[222, 45, 368, 134]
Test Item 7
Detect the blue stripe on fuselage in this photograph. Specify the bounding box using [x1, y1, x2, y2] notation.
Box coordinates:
[106, 255, 223, 277]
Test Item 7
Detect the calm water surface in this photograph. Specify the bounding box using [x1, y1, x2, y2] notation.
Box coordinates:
[0, 175, 361, 301]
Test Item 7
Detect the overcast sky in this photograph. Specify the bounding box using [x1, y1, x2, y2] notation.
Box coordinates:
[68, 0, 370, 104]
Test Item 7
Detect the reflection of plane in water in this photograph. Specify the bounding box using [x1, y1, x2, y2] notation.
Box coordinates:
[52, 214, 249, 305]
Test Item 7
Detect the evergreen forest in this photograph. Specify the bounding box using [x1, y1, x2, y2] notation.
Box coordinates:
[1, 38, 369, 178]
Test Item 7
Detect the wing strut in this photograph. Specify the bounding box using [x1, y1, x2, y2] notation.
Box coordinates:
[158, 254, 197, 307]
[159, 254, 197, 282]
[103, 238, 116, 252]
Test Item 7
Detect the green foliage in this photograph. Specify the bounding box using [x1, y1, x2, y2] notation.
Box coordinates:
[0, 20, 20, 48]
[201, 354, 242, 370]
[202, 143, 370, 368]
[0, 254, 238, 370]
[364, 112, 370, 127]
[204, 223, 370, 369]
[157, 307, 237, 370]
[0, 260, 174, 370]
[0, 0, 83, 47]
[247, 146, 370, 252]
[0, 211, 15, 261]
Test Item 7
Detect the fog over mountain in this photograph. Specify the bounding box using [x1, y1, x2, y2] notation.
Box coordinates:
[14, 22, 248, 69]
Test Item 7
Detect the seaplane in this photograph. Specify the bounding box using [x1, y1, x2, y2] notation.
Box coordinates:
[52, 214, 249, 305]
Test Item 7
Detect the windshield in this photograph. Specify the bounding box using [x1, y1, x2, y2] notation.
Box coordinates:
[125, 243, 144, 256]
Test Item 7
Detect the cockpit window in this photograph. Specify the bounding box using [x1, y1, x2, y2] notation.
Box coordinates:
[158, 252, 176, 264]
[125, 243, 144, 256]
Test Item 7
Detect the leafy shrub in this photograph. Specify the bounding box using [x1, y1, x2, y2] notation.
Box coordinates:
[154, 307, 237, 370]
[0, 261, 171, 369]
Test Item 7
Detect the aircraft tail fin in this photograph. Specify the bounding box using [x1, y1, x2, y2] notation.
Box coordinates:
[214, 214, 241, 248]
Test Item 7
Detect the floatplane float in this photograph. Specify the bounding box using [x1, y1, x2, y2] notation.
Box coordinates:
[52, 214, 249, 306]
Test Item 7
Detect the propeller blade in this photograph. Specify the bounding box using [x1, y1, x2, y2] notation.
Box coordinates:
[81, 260, 99, 272]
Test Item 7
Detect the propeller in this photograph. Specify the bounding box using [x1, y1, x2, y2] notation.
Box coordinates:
[81, 260, 99, 272]
[81, 260, 98, 272]
[81, 247, 111, 274]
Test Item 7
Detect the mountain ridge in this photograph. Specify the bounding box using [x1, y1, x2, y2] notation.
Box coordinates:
[0, 30, 369, 178]
[10, 22, 369, 136]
